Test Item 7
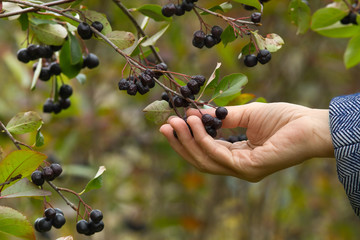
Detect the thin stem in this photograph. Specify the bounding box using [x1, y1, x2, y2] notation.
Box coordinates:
[58, 187, 92, 210]
[46, 181, 78, 211]
[0, 0, 75, 18]
[0, 121, 21, 150]
[342, 0, 353, 10]
[0, 174, 22, 187]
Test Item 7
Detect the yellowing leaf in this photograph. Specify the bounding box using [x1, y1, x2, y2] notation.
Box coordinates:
[143, 100, 172, 124]
[6, 111, 42, 135]
[106, 31, 135, 50]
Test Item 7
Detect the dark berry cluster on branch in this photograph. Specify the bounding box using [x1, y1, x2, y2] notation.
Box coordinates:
[17, 44, 60, 64]
[161, 0, 198, 17]
[76, 209, 104, 236]
[244, 49, 271, 67]
[340, 11, 358, 25]
[34, 208, 66, 232]
[77, 21, 104, 40]
[43, 84, 72, 114]
[192, 25, 223, 49]
[31, 163, 63, 186]
[201, 107, 228, 138]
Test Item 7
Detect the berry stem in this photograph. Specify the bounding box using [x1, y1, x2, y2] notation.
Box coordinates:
[46, 181, 78, 211]
[0, 120, 33, 150]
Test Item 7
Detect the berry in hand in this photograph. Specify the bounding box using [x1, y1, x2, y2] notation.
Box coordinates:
[213, 118, 223, 130]
[251, 12, 262, 23]
[90, 209, 103, 223]
[17, 48, 30, 63]
[77, 22, 93, 40]
[244, 54, 258, 67]
[59, 84, 73, 99]
[215, 107, 228, 120]
[91, 21, 104, 32]
[257, 49, 271, 64]
[31, 170, 44, 186]
[201, 114, 214, 127]
[83, 53, 99, 69]
[162, 3, 177, 17]
[205, 126, 217, 138]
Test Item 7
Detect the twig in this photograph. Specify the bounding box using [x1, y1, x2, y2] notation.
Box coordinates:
[0, 174, 22, 187]
[0, 121, 21, 150]
[46, 181, 78, 211]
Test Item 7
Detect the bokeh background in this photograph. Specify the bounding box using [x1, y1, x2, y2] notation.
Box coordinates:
[1, 0, 360, 239]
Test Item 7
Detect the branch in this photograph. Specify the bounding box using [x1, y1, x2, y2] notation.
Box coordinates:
[0, 121, 21, 150]
[46, 181, 78, 211]
[0, 174, 22, 187]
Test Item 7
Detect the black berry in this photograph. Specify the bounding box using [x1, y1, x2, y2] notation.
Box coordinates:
[27, 44, 41, 60]
[244, 54, 258, 67]
[44, 208, 56, 220]
[215, 107, 228, 120]
[182, 0, 194, 11]
[91, 21, 104, 32]
[59, 98, 71, 109]
[127, 83, 137, 96]
[205, 126, 217, 138]
[39, 67, 52, 81]
[228, 135, 238, 143]
[173, 96, 186, 107]
[180, 85, 192, 98]
[53, 102, 62, 114]
[77, 22, 93, 40]
[83, 53, 99, 69]
[204, 35, 216, 48]
[43, 98, 54, 113]
[76, 220, 89, 234]
[192, 38, 205, 48]
[43, 166, 55, 181]
[161, 92, 170, 101]
[90, 209, 103, 223]
[54, 208, 64, 215]
[39, 45, 53, 58]
[31, 170, 44, 186]
[193, 30, 206, 43]
[50, 45, 62, 52]
[118, 78, 130, 90]
[88, 220, 104, 232]
[136, 80, 149, 95]
[251, 12, 262, 23]
[50, 163, 63, 178]
[49, 62, 62, 75]
[52, 213, 66, 228]
[191, 75, 206, 86]
[175, 4, 186, 16]
[17, 48, 30, 63]
[162, 3, 176, 17]
[257, 49, 271, 64]
[59, 84, 73, 99]
[201, 114, 214, 127]
[211, 26, 223, 38]
[187, 80, 200, 94]
[213, 118, 223, 130]
[36, 217, 52, 232]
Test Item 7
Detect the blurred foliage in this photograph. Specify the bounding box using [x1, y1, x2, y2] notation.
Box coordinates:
[0, 0, 360, 239]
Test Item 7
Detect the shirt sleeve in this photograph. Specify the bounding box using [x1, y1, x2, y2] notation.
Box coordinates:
[329, 93, 360, 217]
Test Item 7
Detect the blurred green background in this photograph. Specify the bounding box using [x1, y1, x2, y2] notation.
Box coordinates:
[0, 0, 360, 239]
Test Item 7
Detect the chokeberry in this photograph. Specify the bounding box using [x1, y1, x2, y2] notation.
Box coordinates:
[180, 85, 192, 98]
[39, 67, 52, 81]
[36, 217, 52, 232]
[77, 220, 89, 234]
[155, 62, 168, 71]
[83, 53, 99, 69]
[237, 134, 247, 141]
[90, 209, 103, 223]
[191, 75, 206, 86]
[213, 118, 223, 129]
[251, 12, 262, 23]
[187, 80, 200, 94]
[228, 135, 238, 143]
[192, 38, 205, 48]
[44, 208, 56, 220]
[215, 107, 228, 120]
[136, 80, 149, 95]
[59, 98, 71, 109]
[91, 21, 104, 32]
[127, 83, 137, 96]
[49, 62, 62, 75]
[257, 49, 271, 64]
[53, 102, 62, 114]
[52, 213, 66, 228]
[17, 48, 30, 63]
[27, 44, 41, 60]
[39, 45, 53, 59]
[31, 170, 44, 186]
[182, 0, 194, 11]
[118, 78, 130, 90]
[77, 22, 93, 40]
[193, 30, 206, 43]
[43, 98, 54, 113]
[50, 163, 63, 178]
[161, 92, 170, 101]
[202, 114, 215, 127]
[204, 35, 216, 48]
[54, 208, 64, 215]
[211, 26, 223, 38]
[140, 72, 153, 86]
[205, 126, 217, 138]
[43, 166, 55, 181]
[162, 3, 176, 17]
[89, 220, 105, 232]
[173, 96, 186, 107]
[59, 84, 73, 99]
[175, 4, 186, 16]
[244, 54, 258, 67]
[50, 45, 62, 52]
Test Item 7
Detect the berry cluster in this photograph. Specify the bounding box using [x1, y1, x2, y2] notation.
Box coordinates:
[17, 44, 61, 65]
[43, 84, 72, 114]
[161, 0, 198, 17]
[221, 134, 247, 143]
[77, 21, 104, 40]
[340, 11, 358, 25]
[31, 163, 63, 186]
[34, 208, 66, 232]
[244, 49, 271, 67]
[192, 26, 223, 49]
[201, 107, 228, 138]
[76, 209, 104, 236]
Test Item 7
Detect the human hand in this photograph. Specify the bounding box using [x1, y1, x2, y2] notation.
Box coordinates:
[159, 102, 334, 182]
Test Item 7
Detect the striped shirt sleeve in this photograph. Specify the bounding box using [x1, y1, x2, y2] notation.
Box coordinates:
[329, 93, 360, 217]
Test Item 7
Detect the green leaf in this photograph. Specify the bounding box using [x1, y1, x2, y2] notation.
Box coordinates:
[141, 24, 170, 47]
[79, 166, 106, 195]
[35, 130, 44, 147]
[31, 23, 67, 46]
[0, 178, 51, 199]
[6, 111, 42, 135]
[311, 8, 348, 30]
[232, 0, 261, 10]
[200, 62, 222, 100]
[221, 25, 237, 47]
[0, 150, 47, 192]
[241, 42, 256, 56]
[76, 73, 87, 85]
[203, 2, 233, 15]
[344, 31, 360, 68]
[252, 32, 284, 52]
[70, 0, 84, 8]
[212, 73, 248, 106]
[288, 0, 311, 34]
[29, 17, 57, 26]
[314, 22, 360, 38]
[30, 59, 42, 90]
[83, 10, 112, 35]
[59, 33, 83, 78]
[3, 2, 22, 20]
[0, 206, 35, 240]
[105, 31, 136, 49]
[137, 4, 171, 22]
[18, 13, 29, 31]
[143, 100, 173, 124]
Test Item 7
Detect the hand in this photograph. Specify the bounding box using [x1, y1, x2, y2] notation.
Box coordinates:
[159, 102, 334, 182]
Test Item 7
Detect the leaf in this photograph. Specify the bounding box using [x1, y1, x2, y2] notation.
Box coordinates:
[29, 17, 57, 25]
[344, 31, 360, 68]
[30, 59, 42, 90]
[59, 33, 83, 78]
[70, 0, 83, 8]
[18, 13, 29, 31]
[6, 111, 42, 135]
[252, 32, 284, 52]
[79, 166, 106, 195]
[0, 150, 47, 192]
[31, 23, 67, 46]
[35, 130, 44, 147]
[228, 93, 256, 105]
[143, 100, 173, 124]
[311, 8, 348, 30]
[3, 2, 22, 20]
[105, 31, 136, 50]
[137, 4, 171, 22]
[212, 73, 248, 106]
[83, 10, 112, 35]
[241, 42, 256, 55]
[314, 22, 360, 38]
[232, 0, 261, 10]
[0, 206, 35, 240]
[0, 178, 51, 199]
[199, 62, 222, 100]
[141, 24, 170, 47]
[288, 0, 311, 34]
[203, 2, 233, 15]
[221, 25, 237, 47]
[76, 73, 86, 85]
